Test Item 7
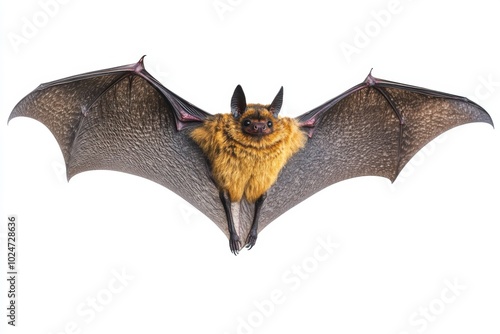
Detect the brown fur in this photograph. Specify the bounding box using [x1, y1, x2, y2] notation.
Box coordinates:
[190, 104, 307, 203]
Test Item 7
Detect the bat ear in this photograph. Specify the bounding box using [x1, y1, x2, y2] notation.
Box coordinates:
[231, 85, 247, 118]
[269, 86, 283, 118]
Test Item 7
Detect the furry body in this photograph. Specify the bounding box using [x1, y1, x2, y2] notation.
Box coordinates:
[190, 104, 307, 203]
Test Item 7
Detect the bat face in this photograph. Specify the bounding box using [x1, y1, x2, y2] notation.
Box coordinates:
[240, 105, 275, 137]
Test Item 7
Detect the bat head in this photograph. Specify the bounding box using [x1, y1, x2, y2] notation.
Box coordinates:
[230, 85, 284, 138]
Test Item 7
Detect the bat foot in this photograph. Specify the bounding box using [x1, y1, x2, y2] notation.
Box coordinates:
[245, 231, 258, 250]
[229, 233, 241, 255]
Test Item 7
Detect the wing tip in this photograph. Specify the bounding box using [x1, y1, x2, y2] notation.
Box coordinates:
[483, 112, 495, 129]
[7, 111, 17, 125]
[7, 104, 30, 125]
[463, 98, 495, 128]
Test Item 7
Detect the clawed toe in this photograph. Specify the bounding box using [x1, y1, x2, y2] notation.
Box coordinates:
[245, 232, 258, 250]
[229, 234, 241, 255]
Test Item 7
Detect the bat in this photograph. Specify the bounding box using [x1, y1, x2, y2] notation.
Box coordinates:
[9, 56, 493, 255]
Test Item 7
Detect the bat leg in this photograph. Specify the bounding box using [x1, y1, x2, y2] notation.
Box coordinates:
[246, 193, 267, 250]
[219, 191, 241, 255]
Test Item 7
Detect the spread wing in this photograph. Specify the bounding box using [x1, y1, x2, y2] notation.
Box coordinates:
[10, 62, 494, 250]
[9, 57, 231, 237]
[256, 72, 493, 232]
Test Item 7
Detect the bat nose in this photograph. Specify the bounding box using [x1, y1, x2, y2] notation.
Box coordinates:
[253, 122, 267, 131]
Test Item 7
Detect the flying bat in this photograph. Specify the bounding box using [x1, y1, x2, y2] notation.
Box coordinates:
[9, 56, 493, 254]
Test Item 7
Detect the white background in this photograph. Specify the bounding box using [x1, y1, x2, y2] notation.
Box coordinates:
[1, 0, 499, 333]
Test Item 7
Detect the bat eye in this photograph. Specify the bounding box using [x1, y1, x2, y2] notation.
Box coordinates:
[267, 121, 273, 128]
[243, 119, 251, 126]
